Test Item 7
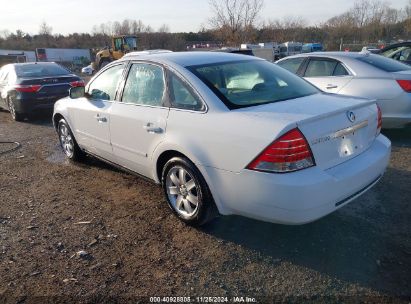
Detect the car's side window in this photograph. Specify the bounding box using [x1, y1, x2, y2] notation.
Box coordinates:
[122, 63, 165, 107]
[305, 59, 337, 77]
[333, 63, 349, 76]
[277, 58, 305, 74]
[169, 74, 205, 111]
[87, 64, 124, 101]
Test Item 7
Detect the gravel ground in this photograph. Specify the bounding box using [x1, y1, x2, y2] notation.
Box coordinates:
[0, 110, 410, 304]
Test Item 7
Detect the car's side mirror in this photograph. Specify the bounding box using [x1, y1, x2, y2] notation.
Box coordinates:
[69, 86, 85, 99]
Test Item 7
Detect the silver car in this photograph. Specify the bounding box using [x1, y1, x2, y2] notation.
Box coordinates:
[277, 52, 411, 128]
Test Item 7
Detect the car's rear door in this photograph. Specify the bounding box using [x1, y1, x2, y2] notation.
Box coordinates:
[303, 57, 353, 93]
[72, 63, 125, 161]
[109, 62, 169, 178]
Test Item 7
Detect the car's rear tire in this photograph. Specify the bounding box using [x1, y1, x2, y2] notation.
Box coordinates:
[8, 98, 24, 122]
[162, 156, 218, 226]
[57, 118, 84, 162]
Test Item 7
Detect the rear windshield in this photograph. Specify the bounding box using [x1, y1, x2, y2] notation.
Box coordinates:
[187, 60, 318, 109]
[15, 63, 71, 78]
[358, 54, 411, 72]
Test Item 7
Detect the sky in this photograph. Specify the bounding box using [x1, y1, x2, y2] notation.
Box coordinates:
[0, 0, 409, 35]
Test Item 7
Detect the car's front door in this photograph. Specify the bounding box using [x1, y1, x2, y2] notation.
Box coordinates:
[72, 63, 125, 161]
[303, 58, 353, 93]
[109, 62, 169, 178]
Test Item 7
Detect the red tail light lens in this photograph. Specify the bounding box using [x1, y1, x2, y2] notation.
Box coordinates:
[70, 80, 85, 87]
[14, 84, 42, 93]
[396, 80, 411, 92]
[376, 104, 382, 135]
[247, 128, 315, 173]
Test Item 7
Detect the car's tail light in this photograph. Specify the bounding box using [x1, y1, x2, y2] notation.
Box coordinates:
[396, 80, 411, 92]
[376, 104, 382, 135]
[247, 128, 315, 173]
[14, 84, 42, 93]
[70, 80, 85, 87]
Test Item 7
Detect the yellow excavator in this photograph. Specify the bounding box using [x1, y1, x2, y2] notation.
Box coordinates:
[92, 35, 137, 70]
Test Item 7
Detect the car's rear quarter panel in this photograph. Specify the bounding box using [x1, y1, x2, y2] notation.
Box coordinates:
[160, 108, 289, 173]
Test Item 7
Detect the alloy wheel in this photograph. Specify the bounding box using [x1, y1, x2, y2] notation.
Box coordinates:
[166, 166, 199, 218]
[59, 123, 74, 158]
[8, 99, 16, 120]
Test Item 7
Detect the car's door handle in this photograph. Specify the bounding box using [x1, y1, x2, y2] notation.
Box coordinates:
[143, 123, 163, 134]
[326, 84, 338, 89]
[95, 115, 107, 123]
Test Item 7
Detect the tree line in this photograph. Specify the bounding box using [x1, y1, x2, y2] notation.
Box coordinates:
[0, 0, 410, 53]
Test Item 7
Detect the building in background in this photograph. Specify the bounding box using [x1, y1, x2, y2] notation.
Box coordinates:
[0, 49, 36, 67]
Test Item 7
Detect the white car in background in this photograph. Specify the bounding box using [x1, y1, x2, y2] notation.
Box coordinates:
[81, 64, 94, 75]
[53, 52, 391, 226]
[276, 51, 411, 128]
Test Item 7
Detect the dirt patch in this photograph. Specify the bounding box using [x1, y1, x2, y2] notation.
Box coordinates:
[0, 110, 410, 303]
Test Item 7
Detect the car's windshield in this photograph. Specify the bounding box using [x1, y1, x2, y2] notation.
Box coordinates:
[358, 54, 411, 72]
[15, 63, 71, 78]
[187, 59, 319, 109]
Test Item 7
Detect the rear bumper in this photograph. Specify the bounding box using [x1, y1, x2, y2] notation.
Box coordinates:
[201, 135, 391, 224]
[13, 97, 61, 114]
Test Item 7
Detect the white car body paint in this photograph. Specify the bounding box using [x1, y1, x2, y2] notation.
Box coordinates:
[54, 52, 391, 224]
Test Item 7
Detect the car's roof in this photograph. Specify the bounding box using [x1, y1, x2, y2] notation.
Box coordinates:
[10, 62, 60, 66]
[120, 51, 261, 67]
[280, 51, 369, 60]
[278, 51, 390, 62]
[0, 62, 62, 71]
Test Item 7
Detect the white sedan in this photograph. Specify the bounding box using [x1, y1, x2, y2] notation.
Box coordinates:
[53, 52, 391, 225]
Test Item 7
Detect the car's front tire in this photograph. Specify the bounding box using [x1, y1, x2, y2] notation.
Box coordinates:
[162, 156, 218, 226]
[8, 98, 24, 121]
[57, 118, 84, 161]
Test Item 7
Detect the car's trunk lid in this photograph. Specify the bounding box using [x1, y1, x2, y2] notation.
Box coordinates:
[237, 93, 378, 170]
[18, 75, 79, 96]
[391, 69, 411, 80]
